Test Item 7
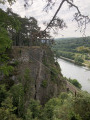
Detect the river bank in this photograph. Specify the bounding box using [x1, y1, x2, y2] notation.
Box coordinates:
[59, 56, 90, 69]
[59, 56, 75, 63]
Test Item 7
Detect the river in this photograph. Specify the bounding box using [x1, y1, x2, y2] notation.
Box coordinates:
[58, 58, 90, 93]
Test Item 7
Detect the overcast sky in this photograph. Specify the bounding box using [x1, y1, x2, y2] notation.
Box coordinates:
[0, 0, 90, 38]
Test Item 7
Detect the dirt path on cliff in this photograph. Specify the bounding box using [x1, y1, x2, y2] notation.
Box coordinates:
[66, 80, 80, 95]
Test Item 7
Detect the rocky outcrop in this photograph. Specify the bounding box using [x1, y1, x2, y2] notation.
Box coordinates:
[11, 46, 66, 105]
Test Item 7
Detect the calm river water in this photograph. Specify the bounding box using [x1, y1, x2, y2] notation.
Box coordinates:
[58, 58, 90, 93]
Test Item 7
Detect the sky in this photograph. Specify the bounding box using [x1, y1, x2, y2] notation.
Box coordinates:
[0, 0, 90, 38]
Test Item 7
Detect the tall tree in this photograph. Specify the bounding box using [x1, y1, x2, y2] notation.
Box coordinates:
[0, 8, 20, 76]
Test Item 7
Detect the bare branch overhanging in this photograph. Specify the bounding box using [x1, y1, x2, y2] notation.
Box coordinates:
[44, 0, 66, 31]
[11, 0, 90, 37]
[44, 0, 90, 35]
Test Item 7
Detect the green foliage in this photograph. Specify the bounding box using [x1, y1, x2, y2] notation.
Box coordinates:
[76, 46, 90, 53]
[74, 56, 84, 65]
[0, 54, 9, 62]
[43, 92, 90, 120]
[24, 68, 30, 81]
[0, 82, 90, 120]
[42, 57, 48, 66]
[10, 83, 24, 117]
[53, 37, 90, 53]
[12, 60, 19, 66]
[54, 61, 61, 72]
[69, 112, 82, 120]
[50, 65, 59, 82]
[0, 0, 16, 5]
[0, 27, 12, 53]
[0, 9, 20, 77]
[43, 97, 62, 120]
[0, 97, 22, 120]
[41, 80, 48, 88]
[24, 68, 33, 93]
[67, 78, 82, 89]
[59, 92, 69, 100]
[25, 109, 32, 120]
[11, 14, 40, 46]
[0, 84, 8, 106]
[0, 79, 14, 90]
[73, 92, 90, 120]
[0, 27, 13, 75]
[0, 64, 14, 76]
[1, 97, 17, 112]
[26, 99, 42, 119]
[52, 37, 90, 65]
[56, 50, 75, 60]
[88, 62, 90, 68]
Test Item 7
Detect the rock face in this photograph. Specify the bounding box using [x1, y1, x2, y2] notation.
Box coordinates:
[11, 46, 66, 105]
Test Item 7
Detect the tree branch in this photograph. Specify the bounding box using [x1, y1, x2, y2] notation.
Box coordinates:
[44, 0, 66, 31]
[44, 0, 90, 35]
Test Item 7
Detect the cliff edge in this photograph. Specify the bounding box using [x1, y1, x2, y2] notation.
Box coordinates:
[10, 46, 66, 106]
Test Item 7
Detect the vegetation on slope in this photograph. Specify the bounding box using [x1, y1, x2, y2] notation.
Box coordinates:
[66, 78, 82, 89]
[0, 84, 90, 120]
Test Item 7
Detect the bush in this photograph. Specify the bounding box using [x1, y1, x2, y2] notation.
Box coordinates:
[50, 66, 59, 82]
[74, 56, 84, 65]
[0, 85, 8, 107]
[10, 84, 24, 117]
[26, 99, 42, 119]
[41, 80, 47, 88]
[68, 78, 82, 89]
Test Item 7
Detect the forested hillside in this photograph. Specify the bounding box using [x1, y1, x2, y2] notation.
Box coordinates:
[52, 37, 90, 66]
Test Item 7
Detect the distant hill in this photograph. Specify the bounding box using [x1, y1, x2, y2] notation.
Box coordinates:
[55, 36, 90, 42]
[53, 37, 90, 52]
[52, 36, 90, 66]
[55, 37, 77, 41]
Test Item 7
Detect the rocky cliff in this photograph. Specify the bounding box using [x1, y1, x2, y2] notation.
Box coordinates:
[10, 46, 66, 106]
